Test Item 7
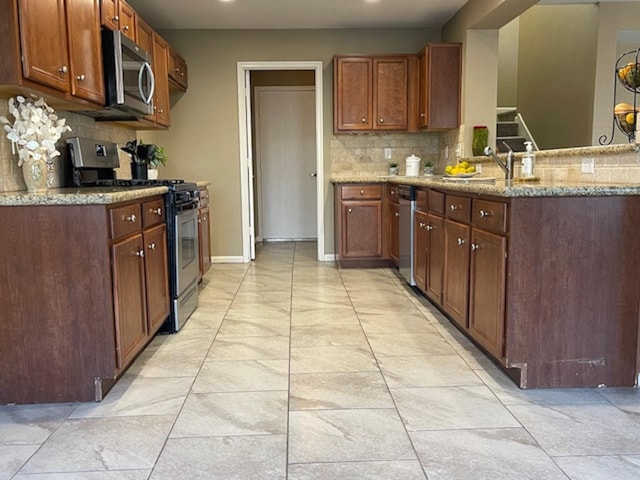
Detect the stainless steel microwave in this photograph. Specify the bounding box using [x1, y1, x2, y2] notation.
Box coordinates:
[84, 30, 155, 120]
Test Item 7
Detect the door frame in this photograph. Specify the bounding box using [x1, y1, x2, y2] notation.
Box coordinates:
[237, 61, 325, 262]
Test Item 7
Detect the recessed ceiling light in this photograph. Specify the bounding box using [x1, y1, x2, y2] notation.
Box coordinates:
[364, 0, 381, 3]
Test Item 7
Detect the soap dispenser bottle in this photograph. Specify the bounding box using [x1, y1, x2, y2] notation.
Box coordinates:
[521, 141, 535, 178]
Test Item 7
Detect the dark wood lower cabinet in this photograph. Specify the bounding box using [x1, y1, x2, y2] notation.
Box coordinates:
[469, 228, 506, 359]
[425, 213, 444, 305]
[0, 196, 169, 405]
[442, 219, 470, 328]
[413, 210, 428, 291]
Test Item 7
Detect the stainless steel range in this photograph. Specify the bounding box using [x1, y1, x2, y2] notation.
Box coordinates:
[66, 137, 199, 332]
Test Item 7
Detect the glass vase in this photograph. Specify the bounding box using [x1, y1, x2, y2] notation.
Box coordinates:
[472, 126, 489, 157]
[22, 158, 48, 193]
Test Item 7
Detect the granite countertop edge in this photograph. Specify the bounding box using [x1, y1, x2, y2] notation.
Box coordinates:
[330, 176, 640, 197]
[0, 186, 169, 206]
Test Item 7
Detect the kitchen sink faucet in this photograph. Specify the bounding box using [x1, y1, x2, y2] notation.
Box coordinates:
[484, 143, 514, 181]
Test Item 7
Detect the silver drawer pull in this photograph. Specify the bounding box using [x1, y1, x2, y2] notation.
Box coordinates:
[148, 242, 156, 251]
[348, 208, 352, 213]
[457, 238, 465, 246]
[450, 204, 459, 212]
[76, 74, 85, 81]
[379, 118, 384, 123]
[426, 225, 434, 231]
[135, 249, 144, 258]
[471, 243, 479, 251]
[150, 207, 162, 215]
[361, 117, 366, 123]
[479, 210, 492, 218]
[125, 214, 136, 223]
[360, 190, 365, 195]
[395, 212, 400, 217]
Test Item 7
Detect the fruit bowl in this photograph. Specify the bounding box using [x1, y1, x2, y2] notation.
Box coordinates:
[445, 172, 478, 178]
[617, 62, 640, 91]
[614, 104, 637, 135]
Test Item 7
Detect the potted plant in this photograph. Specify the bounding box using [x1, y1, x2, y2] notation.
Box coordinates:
[388, 161, 399, 176]
[135, 142, 167, 179]
[423, 159, 435, 176]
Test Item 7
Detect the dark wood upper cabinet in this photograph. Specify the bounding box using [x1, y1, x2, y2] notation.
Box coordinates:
[100, 0, 135, 40]
[373, 56, 409, 130]
[418, 43, 462, 130]
[334, 56, 373, 132]
[169, 48, 188, 91]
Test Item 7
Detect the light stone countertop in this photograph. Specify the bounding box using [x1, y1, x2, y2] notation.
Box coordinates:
[0, 186, 169, 206]
[331, 176, 640, 198]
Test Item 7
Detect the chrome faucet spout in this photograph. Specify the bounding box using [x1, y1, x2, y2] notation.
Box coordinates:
[484, 146, 514, 181]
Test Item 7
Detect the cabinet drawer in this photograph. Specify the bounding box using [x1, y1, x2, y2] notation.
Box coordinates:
[110, 203, 142, 240]
[341, 185, 382, 200]
[445, 195, 471, 223]
[472, 199, 508, 233]
[415, 188, 428, 212]
[428, 190, 445, 215]
[142, 199, 165, 228]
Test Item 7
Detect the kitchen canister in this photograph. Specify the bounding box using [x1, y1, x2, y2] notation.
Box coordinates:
[405, 154, 421, 177]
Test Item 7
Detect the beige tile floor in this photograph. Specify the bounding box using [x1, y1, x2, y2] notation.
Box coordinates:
[2, 241, 640, 479]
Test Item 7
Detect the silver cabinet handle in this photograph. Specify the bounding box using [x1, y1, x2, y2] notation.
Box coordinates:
[457, 238, 465, 246]
[76, 74, 85, 81]
[395, 212, 400, 217]
[471, 243, 479, 251]
[126, 214, 136, 223]
[426, 225, 434, 231]
[450, 204, 458, 212]
[150, 207, 162, 215]
[479, 210, 492, 217]
[420, 113, 425, 118]
[361, 117, 366, 123]
[379, 118, 384, 123]
[135, 249, 145, 257]
[123, 25, 129, 31]
[148, 242, 156, 251]
[58, 65, 68, 74]
[360, 190, 364, 195]
[113, 15, 119, 21]
[348, 208, 352, 213]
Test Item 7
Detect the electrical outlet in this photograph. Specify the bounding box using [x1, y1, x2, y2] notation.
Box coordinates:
[475, 164, 482, 174]
[455, 143, 462, 158]
[581, 157, 595, 174]
[384, 148, 392, 160]
[444, 146, 449, 159]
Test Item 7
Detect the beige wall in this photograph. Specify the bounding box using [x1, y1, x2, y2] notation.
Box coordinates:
[147, 28, 439, 259]
[517, 5, 598, 150]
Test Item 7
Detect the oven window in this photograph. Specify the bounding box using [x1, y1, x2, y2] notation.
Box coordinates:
[179, 213, 197, 268]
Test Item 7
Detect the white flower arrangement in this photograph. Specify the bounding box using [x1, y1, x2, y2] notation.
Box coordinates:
[0, 95, 71, 167]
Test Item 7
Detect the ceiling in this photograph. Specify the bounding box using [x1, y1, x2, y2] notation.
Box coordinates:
[125, 0, 470, 30]
[126, 0, 639, 31]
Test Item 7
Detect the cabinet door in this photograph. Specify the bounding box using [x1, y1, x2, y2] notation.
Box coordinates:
[18, 0, 70, 92]
[199, 206, 212, 276]
[152, 34, 171, 127]
[118, 0, 136, 40]
[414, 210, 428, 291]
[136, 16, 153, 53]
[389, 202, 400, 265]
[100, 0, 118, 30]
[66, 0, 104, 104]
[418, 43, 461, 130]
[443, 219, 470, 328]
[144, 224, 170, 335]
[469, 228, 506, 358]
[112, 233, 147, 369]
[341, 201, 382, 258]
[169, 48, 188, 90]
[334, 57, 372, 131]
[373, 57, 408, 130]
[425, 213, 444, 305]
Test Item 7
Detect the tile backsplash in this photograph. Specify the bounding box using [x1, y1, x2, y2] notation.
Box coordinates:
[0, 96, 136, 193]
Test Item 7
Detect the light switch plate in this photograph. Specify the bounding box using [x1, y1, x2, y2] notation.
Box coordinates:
[384, 148, 392, 160]
[581, 157, 595, 174]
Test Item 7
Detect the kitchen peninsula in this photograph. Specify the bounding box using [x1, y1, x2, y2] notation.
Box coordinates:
[333, 165, 640, 389]
[0, 187, 170, 405]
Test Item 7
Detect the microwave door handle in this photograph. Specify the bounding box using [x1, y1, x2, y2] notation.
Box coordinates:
[139, 61, 155, 105]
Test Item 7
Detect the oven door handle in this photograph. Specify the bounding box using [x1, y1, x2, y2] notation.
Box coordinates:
[175, 201, 199, 213]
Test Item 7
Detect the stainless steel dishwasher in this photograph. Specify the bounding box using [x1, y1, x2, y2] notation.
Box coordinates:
[398, 185, 416, 286]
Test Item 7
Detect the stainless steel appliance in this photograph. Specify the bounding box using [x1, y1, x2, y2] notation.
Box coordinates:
[82, 30, 155, 120]
[398, 185, 416, 286]
[66, 137, 199, 332]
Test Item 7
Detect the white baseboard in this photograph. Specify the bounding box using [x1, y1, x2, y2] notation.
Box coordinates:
[211, 256, 245, 264]
[321, 254, 337, 262]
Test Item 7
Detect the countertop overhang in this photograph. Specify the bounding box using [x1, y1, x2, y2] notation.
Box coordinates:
[0, 186, 169, 206]
[331, 176, 640, 198]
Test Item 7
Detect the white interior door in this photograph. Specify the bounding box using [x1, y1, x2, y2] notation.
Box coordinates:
[255, 86, 317, 240]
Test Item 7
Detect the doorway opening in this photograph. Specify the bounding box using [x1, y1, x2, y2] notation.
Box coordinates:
[237, 61, 324, 262]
